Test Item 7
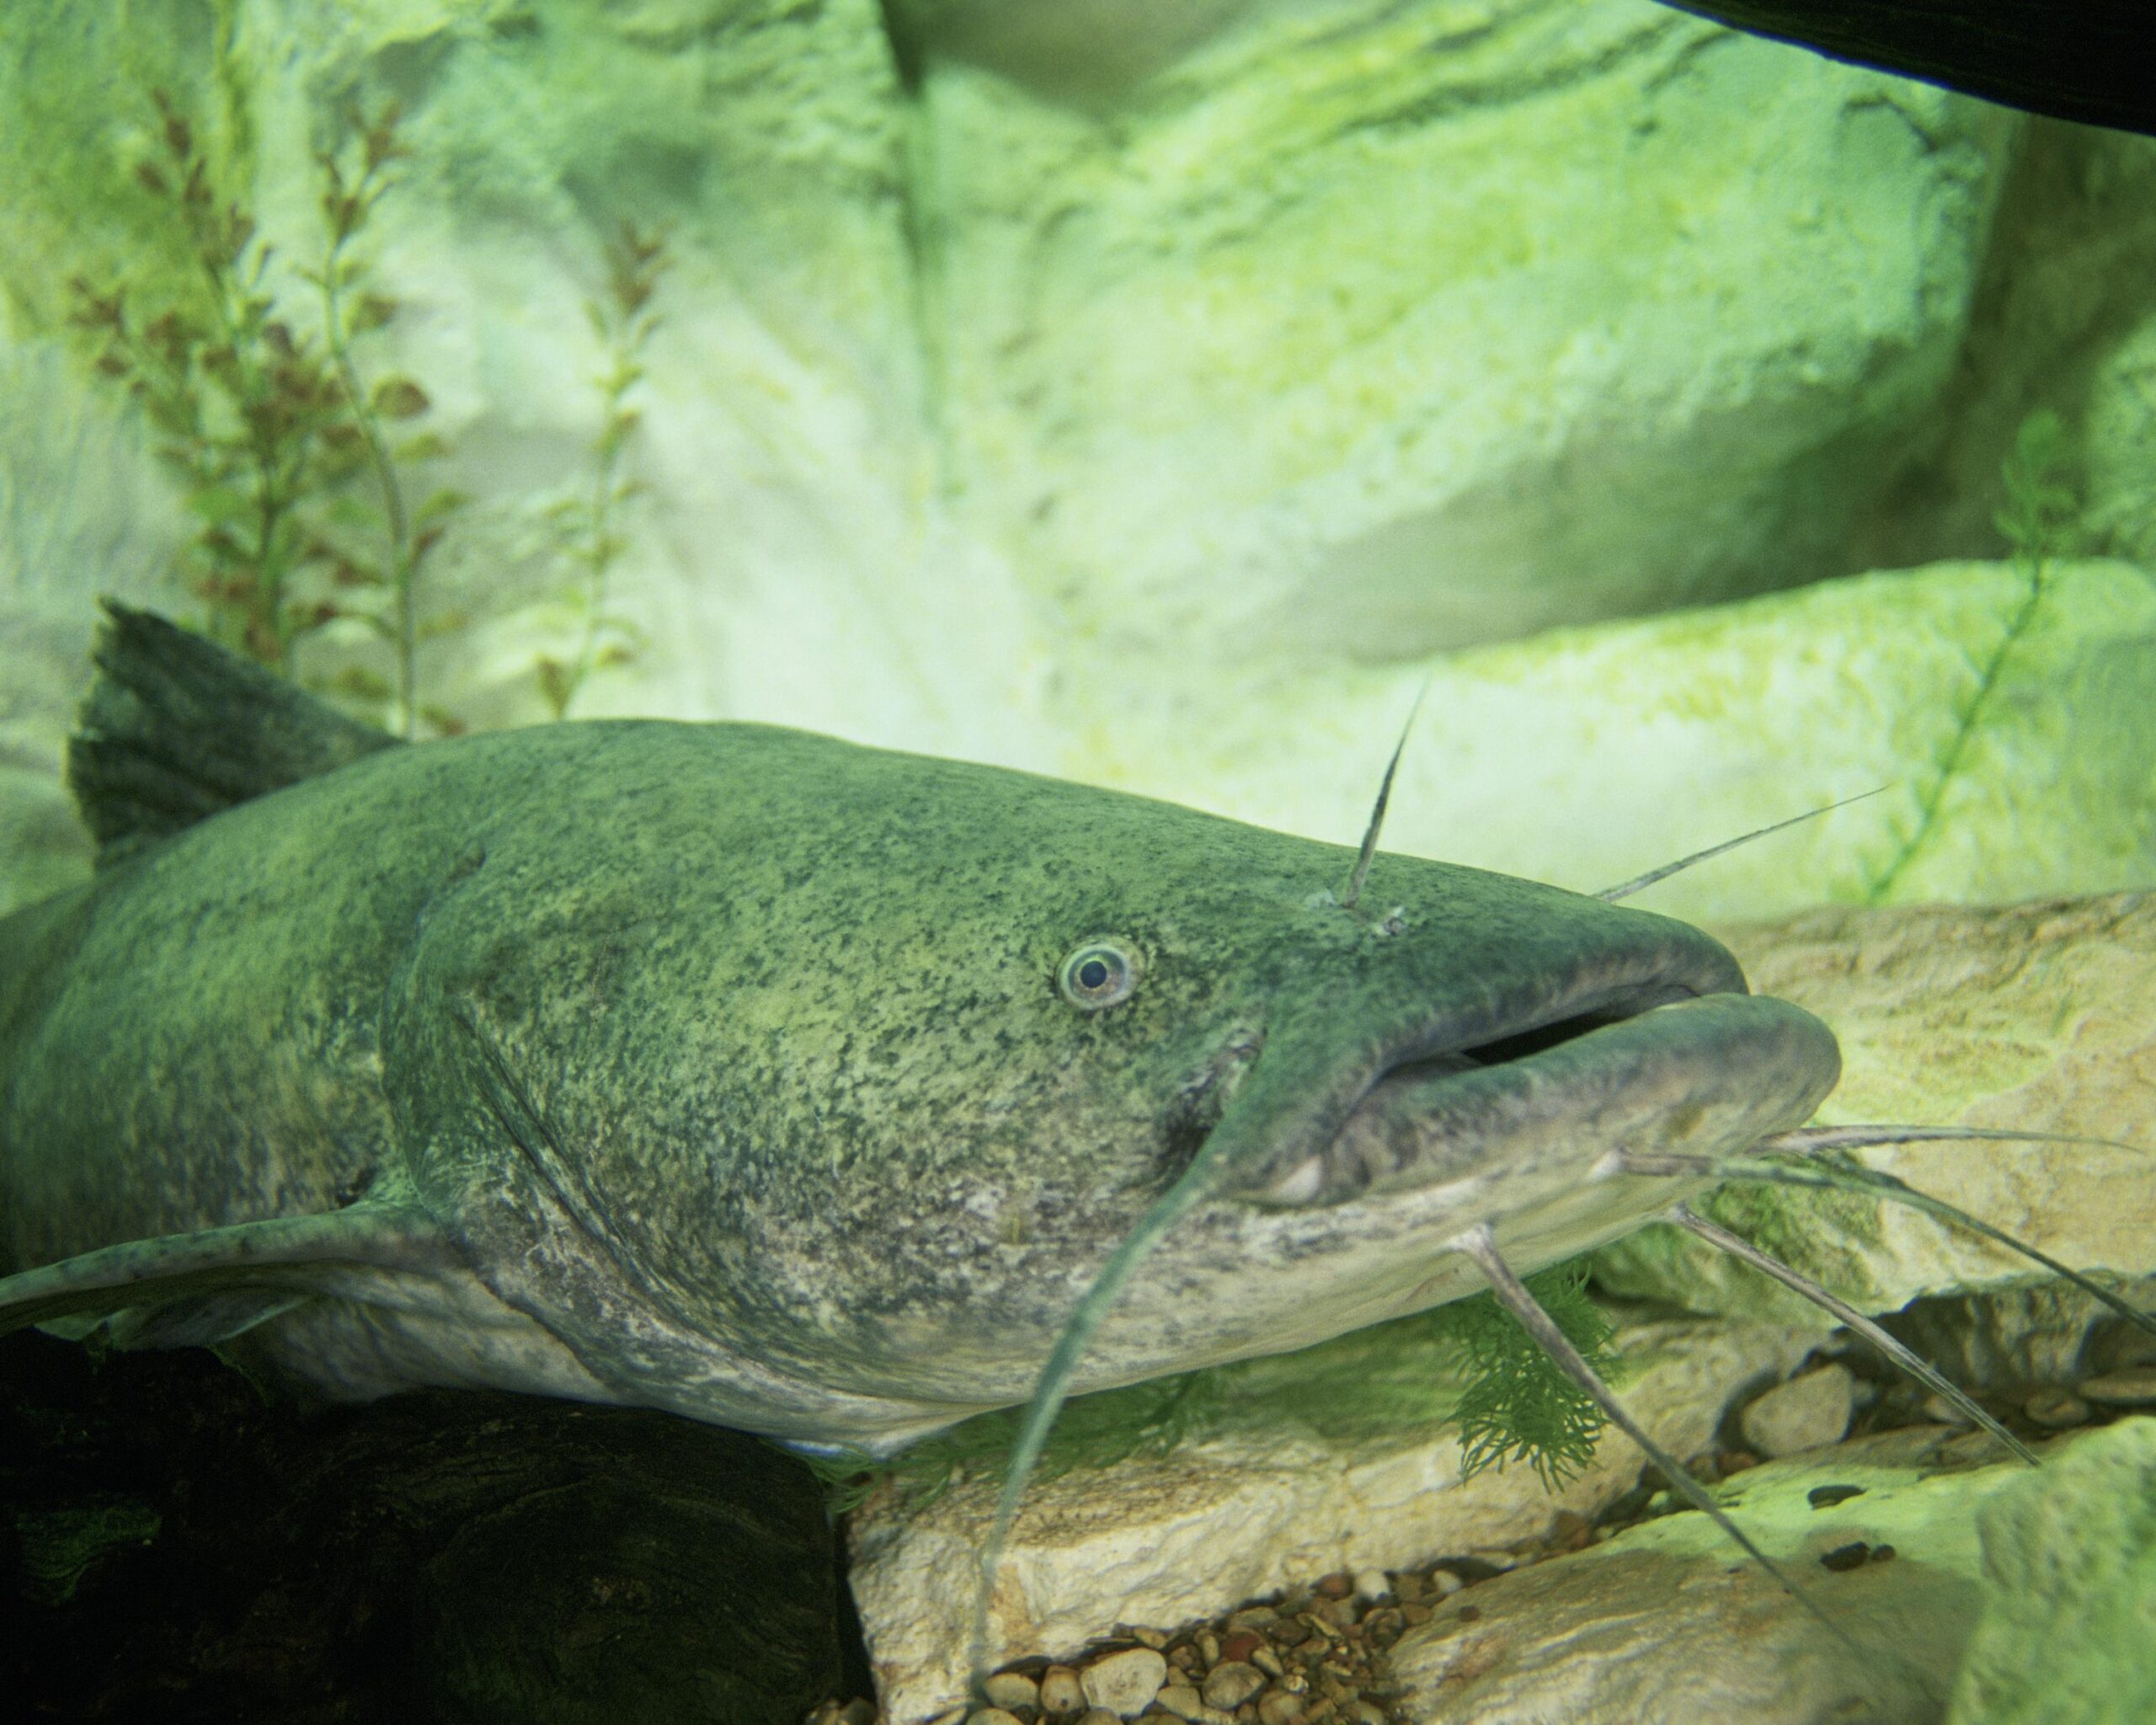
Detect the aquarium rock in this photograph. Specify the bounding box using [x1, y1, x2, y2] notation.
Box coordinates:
[1945, 1415, 2156, 1724]
[1072, 559, 2156, 925]
[1739, 1363, 1858, 1459]
[1597, 891, 2156, 1318]
[847, 1315, 1816, 1723]
[1387, 1422, 2042, 1724]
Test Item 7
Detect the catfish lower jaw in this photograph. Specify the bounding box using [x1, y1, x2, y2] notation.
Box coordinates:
[1252, 992, 1841, 1208]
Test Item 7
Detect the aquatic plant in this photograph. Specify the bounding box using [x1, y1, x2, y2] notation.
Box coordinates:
[1867, 409, 2081, 902]
[68, 91, 350, 671]
[1447, 1260, 1617, 1489]
[302, 104, 467, 740]
[534, 222, 669, 721]
[67, 93, 463, 735]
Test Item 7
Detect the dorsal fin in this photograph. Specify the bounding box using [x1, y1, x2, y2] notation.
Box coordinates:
[65, 601, 400, 867]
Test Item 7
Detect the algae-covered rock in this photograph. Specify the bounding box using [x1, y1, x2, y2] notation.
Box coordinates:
[1594, 892, 2156, 1322]
[1388, 1424, 2033, 1725]
[915, 0, 2015, 663]
[1078, 559, 2156, 922]
[1947, 1416, 2156, 1725]
[846, 1315, 1815, 1723]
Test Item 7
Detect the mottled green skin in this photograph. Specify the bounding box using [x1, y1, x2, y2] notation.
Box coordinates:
[0, 720, 1837, 1447]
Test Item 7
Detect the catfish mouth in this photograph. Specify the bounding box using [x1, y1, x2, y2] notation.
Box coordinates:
[1248, 957, 1840, 1210]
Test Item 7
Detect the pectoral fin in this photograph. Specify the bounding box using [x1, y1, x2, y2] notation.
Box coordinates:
[0, 1200, 456, 1347]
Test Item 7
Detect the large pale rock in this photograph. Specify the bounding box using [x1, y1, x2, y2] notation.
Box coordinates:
[1946, 1417, 2156, 1724]
[1070, 558, 2156, 921]
[847, 1316, 1814, 1723]
[1595, 892, 2156, 1321]
[919, 0, 2015, 664]
[1390, 1423, 2048, 1725]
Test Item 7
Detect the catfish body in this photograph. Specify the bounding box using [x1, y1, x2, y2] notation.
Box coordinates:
[0, 611, 1839, 1450]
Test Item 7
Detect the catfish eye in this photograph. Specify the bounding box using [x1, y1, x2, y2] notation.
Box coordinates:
[1059, 939, 1142, 1011]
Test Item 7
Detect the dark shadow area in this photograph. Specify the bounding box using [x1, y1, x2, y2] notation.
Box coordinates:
[0, 1329, 865, 1723]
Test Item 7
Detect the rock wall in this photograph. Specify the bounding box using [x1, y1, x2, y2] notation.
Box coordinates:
[3, 0, 2153, 919]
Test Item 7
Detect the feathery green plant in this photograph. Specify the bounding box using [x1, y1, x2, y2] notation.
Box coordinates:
[1447, 1259, 1617, 1490]
[535, 222, 669, 720]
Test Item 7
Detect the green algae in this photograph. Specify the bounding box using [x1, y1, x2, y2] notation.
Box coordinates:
[1947, 1417, 2156, 1725]
[807, 1258, 1620, 1511]
[12, 1495, 163, 1606]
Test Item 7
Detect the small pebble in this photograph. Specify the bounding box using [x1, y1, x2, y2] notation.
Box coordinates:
[985, 1672, 1041, 1712]
[1870, 1544, 1897, 1564]
[1741, 1364, 1856, 1457]
[1428, 1567, 1465, 1597]
[1203, 1661, 1266, 1711]
[840, 1705, 877, 1725]
[1219, 1631, 1264, 1665]
[968, 1711, 1022, 1725]
[1084, 1648, 1169, 1717]
[1922, 1391, 1976, 1428]
[1400, 1603, 1431, 1626]
[2025, 1386, 2090, 1429]
[1548, 1509, 1593, 1551]
[1156, 1682, 1233, 1724]
[1250, 1644, 1285, 1678]
[1315, 1571, 1355, 1599]
[2079, 1367, 2156, 1407]
[1352, 1567, 1389, 1603]
[1076, 1714, 1122, 1725]
[1040, 1667, 1086, 1716]
[1257, 1694, 1305, 1725]
[1819, 1542, 1870, 1573]
[1807, 1483, 1865, 1509]
[1225, 1606, 1279, 1631]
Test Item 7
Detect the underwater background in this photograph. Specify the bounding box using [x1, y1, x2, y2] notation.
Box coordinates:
[5, 0, 2154, 927]
[3, 3, 2155, 1723]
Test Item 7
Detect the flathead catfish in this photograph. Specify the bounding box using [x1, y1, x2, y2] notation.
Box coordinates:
[2, 605, 1845, 1453]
